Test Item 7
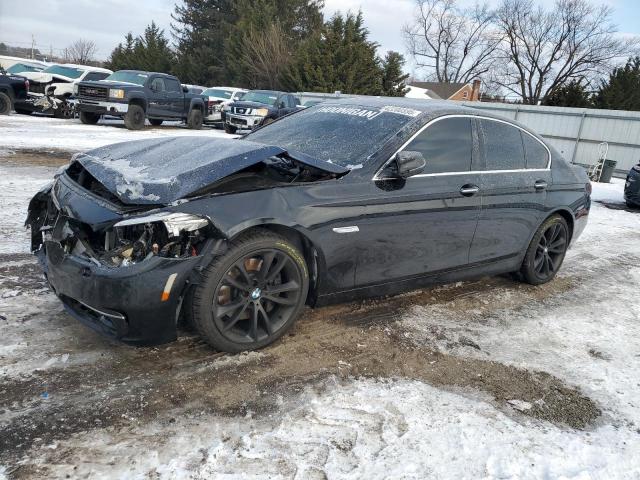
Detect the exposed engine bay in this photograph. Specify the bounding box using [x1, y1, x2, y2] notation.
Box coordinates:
[27, 148, 341, 269]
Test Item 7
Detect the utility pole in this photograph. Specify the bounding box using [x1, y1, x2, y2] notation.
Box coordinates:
[49, 44, 53, 62]
[31, 34, 35, 59]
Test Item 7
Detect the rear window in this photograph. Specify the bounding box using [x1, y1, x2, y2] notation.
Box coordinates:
[522, 133, 549, 169]
[246, 104, 421, 167]
[480, 119, 525, 170]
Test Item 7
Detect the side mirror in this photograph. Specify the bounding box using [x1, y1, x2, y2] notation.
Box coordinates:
[279, 102, 286, 109]
[395, 151, 426, 178]
[182, 86, 189, 93]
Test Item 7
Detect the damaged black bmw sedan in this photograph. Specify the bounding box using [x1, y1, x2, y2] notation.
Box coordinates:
[27, 98, 591, 352]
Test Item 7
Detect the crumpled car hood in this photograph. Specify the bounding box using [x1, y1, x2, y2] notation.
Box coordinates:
[74, 136, 348, 205]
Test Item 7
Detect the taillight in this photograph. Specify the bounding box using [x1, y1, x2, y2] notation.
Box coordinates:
[585, 182, 592, 195]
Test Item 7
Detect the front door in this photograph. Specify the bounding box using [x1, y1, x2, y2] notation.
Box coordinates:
[354, 116, 483, 287]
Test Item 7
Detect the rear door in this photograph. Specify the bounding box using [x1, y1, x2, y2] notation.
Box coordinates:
[469, 118, 552, 263]
[354, 116, 483, 286]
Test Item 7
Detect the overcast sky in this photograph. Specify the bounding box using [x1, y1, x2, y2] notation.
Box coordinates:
[1, 0, 638, 76]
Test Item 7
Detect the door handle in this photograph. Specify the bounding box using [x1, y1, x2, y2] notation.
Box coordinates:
[460, 184, 480, 196]
[534, 180, 548, 191]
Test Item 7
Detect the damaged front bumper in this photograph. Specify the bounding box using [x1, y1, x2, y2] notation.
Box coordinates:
[37, 242, 202, 344]
[76, 99, 129, 116]
[27, 175, 218, 346]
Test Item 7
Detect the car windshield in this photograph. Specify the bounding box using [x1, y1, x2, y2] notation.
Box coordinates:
[240, 91, 278, 106]
[104, 71, 148, 86]
[203, 88, 235, 99]
[7, 64, 43, 74]
[42, 65, 85, 79]
[246, 104, 421, 167]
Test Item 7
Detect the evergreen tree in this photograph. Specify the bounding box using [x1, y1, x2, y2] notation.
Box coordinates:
[380, 51, 409, 97]
[594, 57, 640, 111]
[544, 80, 593, 108]
[171, 0, 237, 86]
[133, 22, 175, 73]
[105, 33, 137, 71]
[283, 11, 384, 95]
[226, 0, 324, 88]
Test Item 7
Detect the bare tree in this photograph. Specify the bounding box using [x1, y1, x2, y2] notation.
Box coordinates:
[238, 23, 291, 90]
[63, 39, 97, 65]
[494, 0, 639, 104]
[403, 0, 501, 83]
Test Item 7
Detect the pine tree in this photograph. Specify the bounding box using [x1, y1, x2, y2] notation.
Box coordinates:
[225, 0, 324, 88]
[105, 33, 137, 71]
[380, 51, 409, 97]
[134, 22, 175, 73]
[283, 11, 384, 95]
[171, 0, 237, 86]
[594, 57, 640, 111]
[544, 80, 593, 108]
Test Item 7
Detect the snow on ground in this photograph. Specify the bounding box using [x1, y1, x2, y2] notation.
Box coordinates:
[1, 121, 640, 479]
[0, 113, 232, 153]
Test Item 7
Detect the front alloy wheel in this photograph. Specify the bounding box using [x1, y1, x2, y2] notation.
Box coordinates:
[520, 215, 569, 285]
[190, 230, 308, 352]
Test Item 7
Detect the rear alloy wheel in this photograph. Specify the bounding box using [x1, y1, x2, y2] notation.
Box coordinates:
[124, 104, 145, 130]
[0, 92, 12, 115]
[187, 108, 203, 129]
[190, 230, 308, 352]
[79, 111, 100, 125]
[520, 215, 569, 285]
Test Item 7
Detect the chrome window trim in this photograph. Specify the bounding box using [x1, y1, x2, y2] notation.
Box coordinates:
[372, 114, 552, 181]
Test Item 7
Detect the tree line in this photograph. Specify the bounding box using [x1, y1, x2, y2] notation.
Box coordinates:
[404, 0, 640, 108]
[105, 0, 409, 97]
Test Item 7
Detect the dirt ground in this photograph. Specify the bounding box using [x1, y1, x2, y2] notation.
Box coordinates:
[1, 149, 636, 479]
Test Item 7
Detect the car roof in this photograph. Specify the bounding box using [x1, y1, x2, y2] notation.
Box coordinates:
[117, 70, 177, 78]
[51, 63, 112, 73]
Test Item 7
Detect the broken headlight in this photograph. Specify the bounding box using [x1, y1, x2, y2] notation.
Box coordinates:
[114, 212, 209, 236]
[99, 212, 211, 266]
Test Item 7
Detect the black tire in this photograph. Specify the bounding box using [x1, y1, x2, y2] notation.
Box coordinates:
[124, 104, 145, 130]
[53, 100, 75, 119]
[224, 123, 237, 134]
[190, 229, 309, 352]
[519, 214, 569, 285]
[149, 119, 163, 126]
[187, 108, 203, 129]
[79, 111, 100, 125]
[0, 92, 12, 115]
[626, 200, 639, 210]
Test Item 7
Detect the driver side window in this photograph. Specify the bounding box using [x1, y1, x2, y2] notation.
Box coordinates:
[403, 117, 473, 174]
[150, 78, 166, 92]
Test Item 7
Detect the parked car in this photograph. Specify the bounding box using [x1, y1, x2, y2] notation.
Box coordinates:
[0, 55, 48, 74]
[624, 162, 640, 208]
[202, 86, 247, 126]
[27, 98, 591, 352]
[15, 64, 112, 118]
[0, 73, 29, 115]
[75, 70, 206, 130]
[223, 90, 301, 134]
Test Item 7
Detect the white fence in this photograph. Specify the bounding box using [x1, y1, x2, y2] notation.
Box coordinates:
[297, 92, 640, 176]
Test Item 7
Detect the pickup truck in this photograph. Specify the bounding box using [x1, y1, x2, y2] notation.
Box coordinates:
[0, 73, 29, 115]
[75, 70, 206, 130]
[223, 90, 301, 133]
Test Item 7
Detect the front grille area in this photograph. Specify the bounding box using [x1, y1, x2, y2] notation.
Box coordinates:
[78, 85, 108, 100]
